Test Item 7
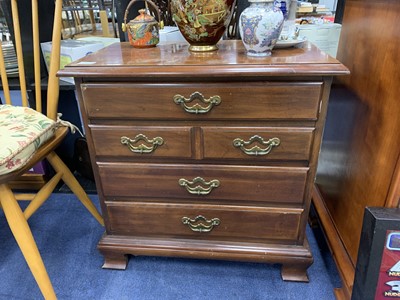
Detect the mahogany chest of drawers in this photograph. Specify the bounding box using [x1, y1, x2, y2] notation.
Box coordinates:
[60, 40, 348, 282]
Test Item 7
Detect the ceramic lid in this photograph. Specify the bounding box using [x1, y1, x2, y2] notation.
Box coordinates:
[130, 9, 156, 24]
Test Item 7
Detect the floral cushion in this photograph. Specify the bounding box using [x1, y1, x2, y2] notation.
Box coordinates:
[0, 104, 57, 175]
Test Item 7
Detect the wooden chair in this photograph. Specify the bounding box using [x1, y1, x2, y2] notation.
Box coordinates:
[0, 0, 104, 299]
[61, 0, 116, 39]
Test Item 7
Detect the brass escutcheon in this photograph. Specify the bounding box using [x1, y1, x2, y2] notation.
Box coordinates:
[178, 176, 220, 195]
[121, 134, 164, 154]
[233, 135, 280, 156]
[173, 91, 221, 114]
[182, 215, 220, 233]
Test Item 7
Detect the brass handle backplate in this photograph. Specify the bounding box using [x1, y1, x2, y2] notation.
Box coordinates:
[182, 215, 220, 233]
[173, 91, 221, 114]
[121, 134, 164, 154]
[233, 135, 280, 156]
[178, 177, 220, 195]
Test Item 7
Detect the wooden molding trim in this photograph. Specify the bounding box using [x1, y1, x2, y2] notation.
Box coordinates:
[312, 184, 355, 300]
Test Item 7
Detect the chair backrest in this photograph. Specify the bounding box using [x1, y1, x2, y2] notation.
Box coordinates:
[61, 0, 116, 39]
[62, 0, 97, 39]
[0, 0, 62, 121]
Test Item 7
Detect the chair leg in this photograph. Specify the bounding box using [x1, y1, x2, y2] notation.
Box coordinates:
[24, 171, 63, 220]
[46, 151, 104, 226]
[0, 184, 57, 300]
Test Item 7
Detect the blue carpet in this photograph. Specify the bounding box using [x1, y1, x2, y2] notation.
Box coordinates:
[0, 194, 339, 299]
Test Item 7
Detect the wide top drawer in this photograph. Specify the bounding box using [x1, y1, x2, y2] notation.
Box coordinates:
[81, 82, 322, 121]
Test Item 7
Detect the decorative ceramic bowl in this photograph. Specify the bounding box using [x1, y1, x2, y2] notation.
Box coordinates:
[170, 0, 236, 52]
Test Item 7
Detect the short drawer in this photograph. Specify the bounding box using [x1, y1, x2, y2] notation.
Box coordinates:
[90, 125, 193, 158]
[81, 82, 322, 120]
[98, 163, 309, 205]
[202, 127, 314, 161]
[105, 201, 303, 242]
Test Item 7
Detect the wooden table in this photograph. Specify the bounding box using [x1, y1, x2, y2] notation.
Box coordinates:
[59, 40, 348, 282]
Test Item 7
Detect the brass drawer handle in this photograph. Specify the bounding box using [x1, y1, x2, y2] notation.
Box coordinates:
[178, 177, 220, 195]
[233, 135, 280, 156]
[182, 215, 220, 233]
[121, 134, 164, 154]
[173, 91, 221, 114]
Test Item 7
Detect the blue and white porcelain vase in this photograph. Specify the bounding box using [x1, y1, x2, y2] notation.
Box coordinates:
[239, 0, 284, 57]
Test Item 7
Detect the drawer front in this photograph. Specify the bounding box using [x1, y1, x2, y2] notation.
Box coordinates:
[90, 125, 193, 158]
[106, 201, 303, 242]
[98, 163, 308, 205]
[81, 82, 322, 120]
[202, 127, 314, 161]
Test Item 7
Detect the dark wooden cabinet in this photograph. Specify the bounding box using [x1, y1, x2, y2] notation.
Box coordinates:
[312, 0, 400, 299]
[60, 40, 348, 282]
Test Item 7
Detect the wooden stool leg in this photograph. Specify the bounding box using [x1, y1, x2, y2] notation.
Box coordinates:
[46, 151, 104, 226]
[0, 184, 56, 300]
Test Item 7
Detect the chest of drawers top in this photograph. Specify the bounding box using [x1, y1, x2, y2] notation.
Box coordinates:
[59, 40, 348, 81]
